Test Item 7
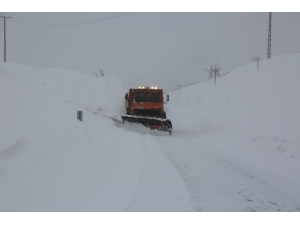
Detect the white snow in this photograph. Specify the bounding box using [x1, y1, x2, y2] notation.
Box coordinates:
[1, 53, 300, 213]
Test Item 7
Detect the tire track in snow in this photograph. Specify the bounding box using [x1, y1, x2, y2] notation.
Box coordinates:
[199, 137, 300, 212]
[157, 135, 300, 212]
[0, 138, 24, 159]
[124, 134, 191, 211]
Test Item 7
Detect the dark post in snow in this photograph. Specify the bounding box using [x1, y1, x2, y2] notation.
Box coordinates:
[251, 55, 261, 70]
[206, 64, 221, 83]
[267, 12, 272, 59]
[77, 111, 83, 122]
[1, 15, 11, 62]
[212, 64, 222, 84]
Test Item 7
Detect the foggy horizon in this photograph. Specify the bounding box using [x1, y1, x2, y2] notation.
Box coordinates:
[1, 12, 300, 91]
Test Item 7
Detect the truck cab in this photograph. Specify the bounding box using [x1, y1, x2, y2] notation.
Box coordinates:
[125, 86, 169, 118]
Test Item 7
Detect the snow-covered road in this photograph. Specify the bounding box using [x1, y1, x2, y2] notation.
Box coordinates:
[119, 102, 300, 212]
[123, 133, 191, 211]
[155, 132, 300, 212]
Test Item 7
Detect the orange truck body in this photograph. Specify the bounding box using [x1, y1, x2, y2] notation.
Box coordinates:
[125, 88, 166, 117]
[122, 87, 172, 134]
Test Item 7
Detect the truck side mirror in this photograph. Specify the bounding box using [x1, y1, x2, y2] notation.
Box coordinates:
[166, 94, 169, 102]
[125, 93, 128, 100]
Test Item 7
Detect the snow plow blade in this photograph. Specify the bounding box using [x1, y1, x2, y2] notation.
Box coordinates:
[121, 115, 172, 134]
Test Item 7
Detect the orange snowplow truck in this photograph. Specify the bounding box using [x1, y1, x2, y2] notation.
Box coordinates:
[121, 86, 172, 135]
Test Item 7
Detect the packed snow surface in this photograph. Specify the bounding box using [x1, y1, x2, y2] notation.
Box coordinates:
[1, 53, 300, 212]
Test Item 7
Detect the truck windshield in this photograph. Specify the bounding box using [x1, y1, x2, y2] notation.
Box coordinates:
[133, 92, 161, 102]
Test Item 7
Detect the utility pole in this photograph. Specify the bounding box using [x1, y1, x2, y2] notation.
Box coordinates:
[212, 64, 221, 84]
[206, 65, 213, 82]
[1, 15, 11, 62]
[206, 64, 221, 83]
[267, 12, 272, 59]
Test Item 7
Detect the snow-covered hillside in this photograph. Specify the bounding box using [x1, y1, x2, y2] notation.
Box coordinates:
[1, 53, 300, 212]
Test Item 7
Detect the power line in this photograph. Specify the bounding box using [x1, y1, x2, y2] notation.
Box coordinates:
[10, 12, 133, 28]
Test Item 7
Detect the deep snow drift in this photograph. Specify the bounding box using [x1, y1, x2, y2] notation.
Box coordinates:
[1, 53, 300, 212]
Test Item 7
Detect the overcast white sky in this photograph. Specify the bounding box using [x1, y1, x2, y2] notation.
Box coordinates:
[1, 2, 300, 91]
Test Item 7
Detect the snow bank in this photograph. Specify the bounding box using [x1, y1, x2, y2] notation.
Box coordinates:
[169, 53, 300, 160]
[164, 53, 300, 211]
[0, 63, 190, 211]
